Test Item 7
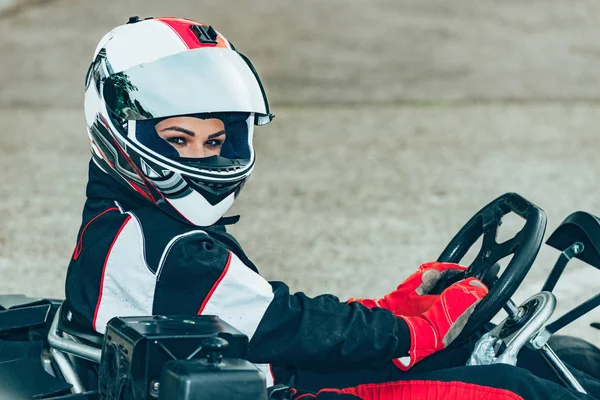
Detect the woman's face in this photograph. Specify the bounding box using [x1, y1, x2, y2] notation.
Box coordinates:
[155, 117, 226, 158]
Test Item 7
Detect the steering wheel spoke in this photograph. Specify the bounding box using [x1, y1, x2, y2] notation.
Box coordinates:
[493, 236, 519, 260]
[467, 219, 506, 279]
[481, 222, 499, 249]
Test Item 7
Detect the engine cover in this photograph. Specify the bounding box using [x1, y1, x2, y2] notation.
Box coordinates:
[99, 315, 256, 400]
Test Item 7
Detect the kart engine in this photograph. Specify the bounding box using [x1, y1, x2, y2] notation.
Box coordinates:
[99, 315, 268, 400]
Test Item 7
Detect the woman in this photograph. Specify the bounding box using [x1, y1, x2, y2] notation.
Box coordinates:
[65, 16, 597, 399]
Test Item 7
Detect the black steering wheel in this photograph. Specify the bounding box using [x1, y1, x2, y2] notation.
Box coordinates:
[434, 192, 547, 343]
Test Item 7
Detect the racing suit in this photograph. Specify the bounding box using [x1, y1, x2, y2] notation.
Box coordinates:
[65, 162, 597, 400]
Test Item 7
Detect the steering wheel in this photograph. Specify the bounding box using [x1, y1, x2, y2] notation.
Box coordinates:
[434, 192, 547, 343]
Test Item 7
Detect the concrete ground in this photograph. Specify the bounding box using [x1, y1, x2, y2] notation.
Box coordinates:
[1, 0, 599, 345]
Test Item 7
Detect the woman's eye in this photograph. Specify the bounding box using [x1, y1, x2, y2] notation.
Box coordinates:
[167, 137, 186, 146]
[205, 139, 224, 148]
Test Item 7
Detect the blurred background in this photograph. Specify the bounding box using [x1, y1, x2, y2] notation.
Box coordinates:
[0, 0, 599, 342]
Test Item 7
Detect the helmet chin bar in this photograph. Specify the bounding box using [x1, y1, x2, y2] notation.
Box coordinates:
[161, 188, 236, 227]
[467, 293, 587, 394]
[185, 178, 244, 206]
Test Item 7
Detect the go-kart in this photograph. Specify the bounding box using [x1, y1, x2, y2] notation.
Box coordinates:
[0, 192, 598, 399]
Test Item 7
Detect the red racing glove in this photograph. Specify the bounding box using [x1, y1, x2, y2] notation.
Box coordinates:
[349, 262, 467, 316]
[393, 277, 488, 370]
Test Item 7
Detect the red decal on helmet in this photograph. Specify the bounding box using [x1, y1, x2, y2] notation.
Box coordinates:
[127, 180, 155, 202]
[156, 18, 229, 49]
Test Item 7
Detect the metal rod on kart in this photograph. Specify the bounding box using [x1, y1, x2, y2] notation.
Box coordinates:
[545, 293, 600, 334]
[47, 305, 102, 363]
[541, 242, 584, 292]
[50, 348, 86, 394]
[503, 299, 522, 320]
[539, 344, 587, 394]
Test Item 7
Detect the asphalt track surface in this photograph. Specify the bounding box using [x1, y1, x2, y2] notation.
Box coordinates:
[0, 1, 599, 345]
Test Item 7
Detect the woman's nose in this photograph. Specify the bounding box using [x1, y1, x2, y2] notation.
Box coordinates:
[188, 142, 207, 158]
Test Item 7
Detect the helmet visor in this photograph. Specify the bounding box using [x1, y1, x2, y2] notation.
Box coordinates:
[103, 48, 271, 124]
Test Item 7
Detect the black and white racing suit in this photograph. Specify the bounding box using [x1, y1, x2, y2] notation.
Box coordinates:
[66, 162, 412, 387]
[65, 161, 599, 400]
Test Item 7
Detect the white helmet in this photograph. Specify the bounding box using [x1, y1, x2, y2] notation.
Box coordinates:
[84, 16, 273, 226]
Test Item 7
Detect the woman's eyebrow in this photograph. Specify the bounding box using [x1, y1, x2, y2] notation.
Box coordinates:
[160, 126, 195, 137]
[207, 130, 226, 139]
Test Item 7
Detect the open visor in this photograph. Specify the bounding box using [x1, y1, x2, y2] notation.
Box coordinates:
[102, 47, 272, 125]
[130, 111, 255, 183]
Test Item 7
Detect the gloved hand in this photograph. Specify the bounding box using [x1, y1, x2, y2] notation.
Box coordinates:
[393, 277, 488, 370]
[348, 261, 467, 316]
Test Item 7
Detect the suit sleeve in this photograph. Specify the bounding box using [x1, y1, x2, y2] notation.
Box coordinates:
[155, 234, 411, 372]
[248, 281, 410, 370]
